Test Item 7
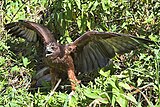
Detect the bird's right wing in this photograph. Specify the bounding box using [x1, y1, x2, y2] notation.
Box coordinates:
[5, 20, 56, 44]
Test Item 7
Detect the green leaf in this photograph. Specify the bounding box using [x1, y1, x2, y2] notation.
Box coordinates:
[99, 70, 110, 77]
[115, 75, 127, 78]
[137, 78, 143, 87]
[91, 1, 99, 11]
[75, 0, 81, 9]
[122, 93, 138, 104]
[11, 65, 19, 72]
[99, 98, 109, 104]
[101, 0, 107, 10]
[119, 82, 131, 90]
[87, 21, 91, 30]
[0, 41, 10, 50]
[77, 18, 81, 29]
[0, 57, 6, 66]
[116, 93, 127, 107]
[84, 90, 101, 99]
[137, 102, 142, 107]
[69, 95, 77, 107]
[144, 13, 154, 23]
[22, 57, 30, 67]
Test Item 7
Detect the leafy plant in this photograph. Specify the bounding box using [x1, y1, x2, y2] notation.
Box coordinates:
[1, 0, 159, 107]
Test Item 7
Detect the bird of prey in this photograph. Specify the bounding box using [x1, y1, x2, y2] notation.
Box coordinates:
[5, 20, 153, 91]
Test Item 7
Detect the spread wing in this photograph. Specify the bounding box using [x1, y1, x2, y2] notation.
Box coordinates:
[5, 20, 56, 44]
[69, 31, 153, 73]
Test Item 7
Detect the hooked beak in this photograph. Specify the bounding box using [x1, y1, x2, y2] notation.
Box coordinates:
[46, 51, 52, 57]
[45, 47, 53, 57]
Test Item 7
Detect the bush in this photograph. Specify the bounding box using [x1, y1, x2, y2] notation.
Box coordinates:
[1, 0, 159, 106]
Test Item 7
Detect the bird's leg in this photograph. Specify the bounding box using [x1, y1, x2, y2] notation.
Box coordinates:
[68, 68, 81, 90]
[67, 69, 80, 104]
[66, 55, 80, 90]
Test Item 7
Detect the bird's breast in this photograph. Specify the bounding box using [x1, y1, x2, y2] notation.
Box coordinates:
[45, 54, 73, 73]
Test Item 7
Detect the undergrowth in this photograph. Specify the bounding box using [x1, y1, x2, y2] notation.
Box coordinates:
[0, 0, 160, 107]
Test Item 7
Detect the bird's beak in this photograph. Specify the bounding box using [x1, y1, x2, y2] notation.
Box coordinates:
[45, 47, 53, 57]
[46, 53, 52, 57]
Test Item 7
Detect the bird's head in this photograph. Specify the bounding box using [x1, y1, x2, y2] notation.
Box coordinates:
[45, 42, 61, 59]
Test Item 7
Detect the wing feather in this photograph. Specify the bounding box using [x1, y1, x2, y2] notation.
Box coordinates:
[81, 51, 87, 73]
[92, 44, 108, 68]
[87, 44, 99, 71]
[5, 20, 56, 44]
[69, 31, 153, 73]
[83, 45, 93, 73]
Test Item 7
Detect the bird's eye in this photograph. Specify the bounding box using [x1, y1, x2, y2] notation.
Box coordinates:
[52, 46, 58, 50]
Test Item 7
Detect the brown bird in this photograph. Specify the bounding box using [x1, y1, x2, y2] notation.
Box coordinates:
[5, 20, 153, 91]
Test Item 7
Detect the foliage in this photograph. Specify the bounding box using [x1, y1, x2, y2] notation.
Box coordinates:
[1, 0, 160, 107]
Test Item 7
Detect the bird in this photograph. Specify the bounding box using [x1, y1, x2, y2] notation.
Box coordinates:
[5, 20, 153, 91]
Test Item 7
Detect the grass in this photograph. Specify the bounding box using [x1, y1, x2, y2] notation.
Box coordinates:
[1, 0, 160, 106]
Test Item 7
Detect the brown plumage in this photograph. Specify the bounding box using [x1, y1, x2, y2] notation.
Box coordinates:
[5, 20, 153, 90]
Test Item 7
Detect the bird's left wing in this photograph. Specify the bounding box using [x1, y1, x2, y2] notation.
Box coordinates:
[68, 31, 153, 73]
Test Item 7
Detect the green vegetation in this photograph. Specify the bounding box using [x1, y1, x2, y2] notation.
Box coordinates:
[1, 0, 160, 106]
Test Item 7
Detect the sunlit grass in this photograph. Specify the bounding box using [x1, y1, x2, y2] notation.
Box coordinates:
[1, 0, 159, 106]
